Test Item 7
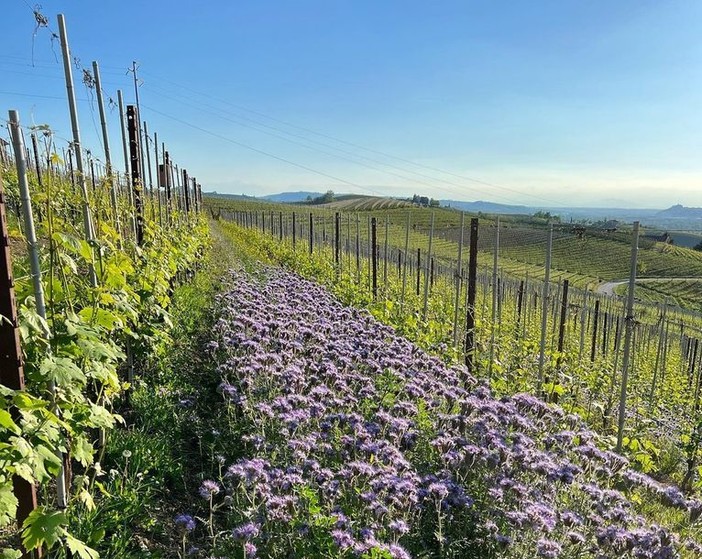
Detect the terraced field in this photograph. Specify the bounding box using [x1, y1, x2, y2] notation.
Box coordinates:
[322, 195, 413, 211]
[614, 278, 702, 310]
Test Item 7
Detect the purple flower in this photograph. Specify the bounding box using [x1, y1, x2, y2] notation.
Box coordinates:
[174, 514, 196, 532]
[233, 522, 260, 541]
[244, 541, 257, 558]
[199, 480, 220, 499]
[536, 538, 562, 558]
[331, 529, 354, 550]
[388, 519, 409, 535]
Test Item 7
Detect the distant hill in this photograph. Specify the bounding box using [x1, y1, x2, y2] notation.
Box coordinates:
[262, 191, 324, 203]
[441, 199, 531, 215]
[203, 192, 256, 201]
[656, 205, 702, 219]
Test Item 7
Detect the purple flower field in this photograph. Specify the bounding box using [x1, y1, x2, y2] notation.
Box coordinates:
[201, 266, 701, 558]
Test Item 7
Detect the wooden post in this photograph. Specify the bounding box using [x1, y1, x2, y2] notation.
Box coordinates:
[292, 212, 297, 248]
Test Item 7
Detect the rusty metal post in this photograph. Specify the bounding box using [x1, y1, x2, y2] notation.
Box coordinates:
[465, 218, 479, 372]
[126, 105, 144, 245]
[182, 168, 190, 214]
[416, 248, 421, 297]
[335, 212, 341, 266]
[309, 212, 314, 254]
[0, 173, 42, 558]
[371, 217, 378, 299]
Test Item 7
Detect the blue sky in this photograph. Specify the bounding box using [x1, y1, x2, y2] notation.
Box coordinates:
[2, 0, 702, 208]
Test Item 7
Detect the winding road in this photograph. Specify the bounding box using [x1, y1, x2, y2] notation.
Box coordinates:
[595, 277, 702, 297]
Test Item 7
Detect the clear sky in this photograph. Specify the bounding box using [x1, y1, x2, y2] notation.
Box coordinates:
[2, 0, 701, 208]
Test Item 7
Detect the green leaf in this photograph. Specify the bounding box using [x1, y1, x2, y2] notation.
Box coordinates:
[0, 410, 20, 435]
[35, 445, 63, 478]
[78, 308, 123, 331]
[13, 392, 47, 411]
[1, 549, 22, 559]
[72, 435, 94, 467]
[78, 240, 94, 263]
[0, 483, 18, 527]
[40, 356, 86, 388]
[87, 404, 117, 429]
[78, 488, 95, 512]
[22, 507, 67, 550]
[65, 534, 99, 559]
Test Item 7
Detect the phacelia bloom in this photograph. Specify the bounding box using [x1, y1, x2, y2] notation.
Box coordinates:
[389, 519, 410, 535]
[244, 541, 257, 558]
[199, 480, 221, 499]
[331, 529, 355, 550]
[536, 538, 562, 558]
[174, 514, 196, 532]
[233, 522, 260, 541]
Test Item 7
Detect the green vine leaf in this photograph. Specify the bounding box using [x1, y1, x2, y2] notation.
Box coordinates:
[65, 534, 99, 559]
[0, 484, 19, 527]
[22, 507, 67, 550]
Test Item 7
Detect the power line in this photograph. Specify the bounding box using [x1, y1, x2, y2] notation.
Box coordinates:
[140, 82, 527, 203]
[140, 70, 573, 207]
[140, 103, 385, 197]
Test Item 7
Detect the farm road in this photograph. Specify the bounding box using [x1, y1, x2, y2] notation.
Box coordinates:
[596, 277, 702, 297]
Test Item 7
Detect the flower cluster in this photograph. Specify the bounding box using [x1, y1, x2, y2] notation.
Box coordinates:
[201, 266, 700, 558]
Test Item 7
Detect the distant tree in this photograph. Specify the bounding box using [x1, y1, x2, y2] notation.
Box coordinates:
[694, 240, 702, 252]
[429, 198, 440, 207]
[419, 196, 429, 207]
[308, 190, 335, 205]
[533, 210, 561, 223]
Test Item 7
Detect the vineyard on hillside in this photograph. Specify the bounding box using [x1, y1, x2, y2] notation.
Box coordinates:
[4, 7, 702, 559]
